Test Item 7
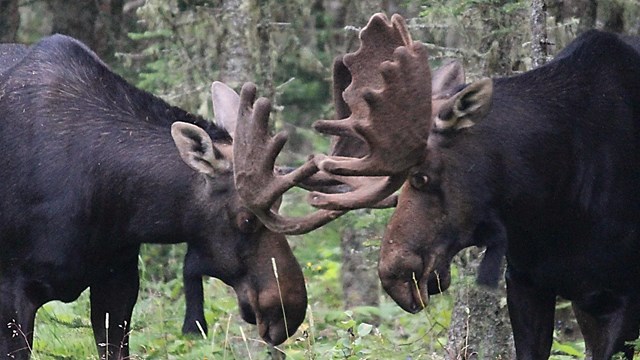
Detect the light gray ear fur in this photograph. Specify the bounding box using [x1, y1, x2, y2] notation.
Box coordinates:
[211, 81, 239, 138]
[435, 78, 493, 132]
[171, 122, 231, 176]
[431, 60, 465, 96]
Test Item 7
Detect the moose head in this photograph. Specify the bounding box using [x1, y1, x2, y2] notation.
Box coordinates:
[170, 81, 308, 345]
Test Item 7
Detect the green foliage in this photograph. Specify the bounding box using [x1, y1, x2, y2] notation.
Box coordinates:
[552, 339, 585, 358]
[15, 2, 52, 44]
[419, 0, 531, 77]
[121, 0, 223, 115]
[28, 190, 455, 359]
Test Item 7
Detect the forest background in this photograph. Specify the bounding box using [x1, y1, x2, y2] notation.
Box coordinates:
[1, 0, 640, 359]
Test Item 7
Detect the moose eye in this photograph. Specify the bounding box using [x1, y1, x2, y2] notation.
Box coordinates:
[410, 174, 429, 191]
[236, 210, 258, 234]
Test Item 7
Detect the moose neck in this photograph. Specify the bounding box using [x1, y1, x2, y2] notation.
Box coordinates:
[86, 134, 218, 246]
[0, 34, 232, 248]
[464, 32, 640, 273]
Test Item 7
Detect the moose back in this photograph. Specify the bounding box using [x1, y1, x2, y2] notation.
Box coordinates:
[0, 35, 306, 359]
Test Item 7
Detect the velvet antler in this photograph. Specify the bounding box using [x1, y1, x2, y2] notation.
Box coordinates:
[232, 83, 346, 235]
[308, 13, 432, 210]
[233, 13, 433, 230]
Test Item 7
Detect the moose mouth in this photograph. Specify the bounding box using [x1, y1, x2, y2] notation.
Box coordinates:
[238, 300, 290, 345]
[383, 264, 452, 314]
[234, 282, 299, 345]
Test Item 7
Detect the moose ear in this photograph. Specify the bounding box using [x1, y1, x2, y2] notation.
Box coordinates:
[211, 81, 240, 138]
[433, 78, 493, 132]
[431, 60, 465, 96]
[171, 122, 231, 177]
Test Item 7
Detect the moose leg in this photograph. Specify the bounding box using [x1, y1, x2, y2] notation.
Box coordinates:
[0, 279, 39, 360]
[182, 250, 208, 336]
[505, 269, 556, 360]
[572, 296, 640, 359]
[90, 256, 139, 360]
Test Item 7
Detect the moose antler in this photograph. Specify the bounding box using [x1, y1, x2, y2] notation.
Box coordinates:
[233, 83, 346, 235]
[314, 13, 431, 176]
[308, 13, 432, 210]
[293, 55, 400, 211]
[233, 13, 432, 231]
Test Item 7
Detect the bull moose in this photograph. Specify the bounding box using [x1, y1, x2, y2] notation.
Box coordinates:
[229, 13, 640, 359]
[374, 28, 640, 359]
[0, 34, 307, 359]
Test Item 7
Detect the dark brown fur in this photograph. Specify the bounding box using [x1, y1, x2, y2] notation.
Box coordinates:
[379, 30, 640, 358]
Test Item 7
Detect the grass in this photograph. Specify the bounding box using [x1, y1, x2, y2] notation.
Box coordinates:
[29, 273, 451, 359]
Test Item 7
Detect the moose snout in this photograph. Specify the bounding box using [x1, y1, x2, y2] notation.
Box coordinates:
[378, 250, 430, 314]
[379, 272, 429, 314]
[254, 287, 307, 345]
[234, 276, 307, 345]
[378, 247, 454, 314]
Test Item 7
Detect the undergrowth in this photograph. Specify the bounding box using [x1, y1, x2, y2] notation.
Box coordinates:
[28, 201, 603, 359]
[30, 229, 455, 359]
[29, 243, 595, 359]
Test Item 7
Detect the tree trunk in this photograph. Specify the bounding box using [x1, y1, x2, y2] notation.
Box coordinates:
[252, 0, 274, 101]
[340, 220, 380, 310]
[579, 0, 598, 31]
[337, 0, 385, 313]
[46, 0, 99, 48]
[531, 0, 549, 68]
[447, 4, 520, 353]
[219, 0, 253, 89]
[479, 0, 521, 76]
[602, 0, 625, 33]
[548, 0, 597, 33]
[44, 0, 125, 61]
[0, 0, 20, 42]
[93, 0, 125, 62]
[447, 249, 515, 359]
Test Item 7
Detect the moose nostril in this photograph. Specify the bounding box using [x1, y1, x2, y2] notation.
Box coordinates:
[239, 301, 257, 325]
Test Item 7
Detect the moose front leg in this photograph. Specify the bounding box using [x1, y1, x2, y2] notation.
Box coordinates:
[505, 268, 556, 360]
[0, 279, 39, 360]
[572, 295, 640, 359]
[182, 250, 208, 336]
[90, 256, 140, 360]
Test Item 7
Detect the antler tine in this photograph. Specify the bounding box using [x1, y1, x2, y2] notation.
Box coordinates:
[312, 13, 432, 177]
[235, 13, 432, 229]
[392, 13, 413, 47]
[322, 55, 369, 159]
[307, 171, 403, 211]
[332, 55, 353, 121]
[233, 82, 346, 235]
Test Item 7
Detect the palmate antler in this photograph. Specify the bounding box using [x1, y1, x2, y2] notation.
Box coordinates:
[233, 13, 432, 233]
[309, 13, 432, 210]
[233, 83, 346, 235]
